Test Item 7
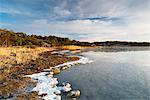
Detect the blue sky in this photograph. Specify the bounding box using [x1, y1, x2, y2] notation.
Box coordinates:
[0, 0, 150, 42]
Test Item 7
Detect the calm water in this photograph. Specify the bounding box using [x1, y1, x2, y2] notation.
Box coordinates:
[56, 47, 150, 100]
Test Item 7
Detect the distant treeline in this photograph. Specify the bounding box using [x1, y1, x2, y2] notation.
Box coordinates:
[0, 29, 80, 47]
[0, 29, 149, 47]
[93, 41, 150, 46]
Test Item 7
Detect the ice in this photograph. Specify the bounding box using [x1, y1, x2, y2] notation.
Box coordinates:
[55, 56, 93, 69]
[26, 52, 93, 100]
[27, 73, 68, 100]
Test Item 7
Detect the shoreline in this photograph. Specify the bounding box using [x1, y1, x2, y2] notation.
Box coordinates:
[0, 46, 92, 99]
[0, 47, 78, 99]
[26, 53, 93, 100]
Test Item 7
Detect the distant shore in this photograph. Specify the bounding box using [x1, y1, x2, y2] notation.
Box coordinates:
[0, 29, 149, 48]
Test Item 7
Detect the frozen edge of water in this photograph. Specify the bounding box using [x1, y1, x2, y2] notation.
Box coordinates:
[26, 55, 93, 100]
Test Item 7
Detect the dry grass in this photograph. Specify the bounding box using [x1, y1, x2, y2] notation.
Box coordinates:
[62, 45, 99, 51]
[0, 47, 55, 64]
[62, 45, 83, 50]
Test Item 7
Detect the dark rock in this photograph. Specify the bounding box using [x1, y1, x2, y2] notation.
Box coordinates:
[60, 65, 69, 70]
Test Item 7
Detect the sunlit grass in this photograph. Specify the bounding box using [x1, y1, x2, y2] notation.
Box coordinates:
[0, 47, 55, 64]
[62, 45, 82, 50]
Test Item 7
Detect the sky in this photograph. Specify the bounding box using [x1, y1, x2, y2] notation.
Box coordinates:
[0, 0, 150, 42]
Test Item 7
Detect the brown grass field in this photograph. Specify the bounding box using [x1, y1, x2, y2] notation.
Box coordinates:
[0, 47, 55, 64]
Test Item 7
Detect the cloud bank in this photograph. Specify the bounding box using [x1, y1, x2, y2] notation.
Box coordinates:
[0, 0, 150, 42]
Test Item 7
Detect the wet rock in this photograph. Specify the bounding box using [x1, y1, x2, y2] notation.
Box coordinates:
[68, 90, 81, 98]
[61, 65, 69, 70]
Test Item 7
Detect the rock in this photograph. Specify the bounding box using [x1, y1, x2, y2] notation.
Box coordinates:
[52, 68, 60, 75]
[69, 90, 81, 98]
[61, 65, 69, 70]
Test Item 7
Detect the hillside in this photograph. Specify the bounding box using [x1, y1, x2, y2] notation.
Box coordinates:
[0, 29, 79, 47]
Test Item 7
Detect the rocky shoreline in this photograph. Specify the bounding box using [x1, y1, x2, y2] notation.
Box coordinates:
[0, 47, 80, 99]
[26, 54, 93, 100]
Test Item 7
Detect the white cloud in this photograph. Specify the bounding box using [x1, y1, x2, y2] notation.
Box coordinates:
[2, 0, 150, 42]
[17, 14, 149, 42]
[24, 19, 118, 33]
[77, 0, 126, 17]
